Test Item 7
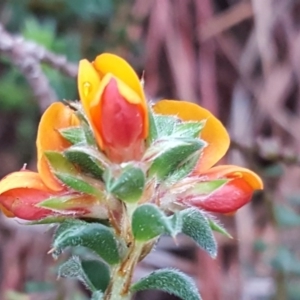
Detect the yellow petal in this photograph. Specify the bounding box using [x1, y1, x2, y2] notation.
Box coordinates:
[94, 53, 144, 100]
[153, 100, 230, 171]
[37, 102, 79, 191]
[93, 53, 148, 137]
[198, 165, 263, 190]
[78, 59, 101, 119]
[0, 171, 51, 194]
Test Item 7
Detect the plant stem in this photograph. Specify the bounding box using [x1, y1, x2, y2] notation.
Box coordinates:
[104, 242, 144, 300]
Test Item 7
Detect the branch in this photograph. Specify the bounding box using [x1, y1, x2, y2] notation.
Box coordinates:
[0, 24, 78, 112]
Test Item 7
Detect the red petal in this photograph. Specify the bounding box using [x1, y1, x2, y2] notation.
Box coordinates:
[0, 188, 54, 220]
[182, 178, 253, 213]
[92, 77, 145, 162]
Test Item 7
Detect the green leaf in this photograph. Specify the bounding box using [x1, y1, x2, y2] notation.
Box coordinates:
[45, 151, 77, 175]
[173, 121, 205, 138]
[149, 138, 204, 179]
[131, 268, 201, 300]
[60, 127, 86, 145]
[154, 115, 178, 137]
[147, 108, 159, 144]
[65, 145, 109, 169]
[82, 122, 98, 146]
[45, 150, 103, 197]
[179, 208, 217, 258]
[65, 147, 105, 179]
[109, 166, 145, 203]
[53, 220, 120, 265]
[26, 216, 68, 225]
[132, 204, 173, 241]
[209, 219, 232, 239]
[165, 151, 200, 184]
[54, 173, 102, 197]
[59, 256, 110, 293]
[192, 179, 227, 194]
[37, 194, 92, 212]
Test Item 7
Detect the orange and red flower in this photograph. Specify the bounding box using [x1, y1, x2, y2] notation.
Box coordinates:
[78, 53, 148, 163]
[0, 53, 263, 220]
[153, 100, 263, 213]
[0, 103, 98, 220]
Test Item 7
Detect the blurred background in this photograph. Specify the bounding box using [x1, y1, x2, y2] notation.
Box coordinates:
[0, 0, 299, 299]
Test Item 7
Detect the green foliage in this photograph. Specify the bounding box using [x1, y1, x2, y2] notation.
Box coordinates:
[60, 127, 87, 145]
[65, 147, 105, 180]
[53, 220, 120, 265]
[107, 165, 145, 203]
[132, 205, 217, 258]
[132, 204, 174, 241]
[45, 151, 77, 175]
[59, 256, 110, 293]
[177, 208, 217, 258]
[209, 219, 232, 239]
[148, 138, 204, 179]
[131, 268, 202, 300]
[147, 110, 204, 144]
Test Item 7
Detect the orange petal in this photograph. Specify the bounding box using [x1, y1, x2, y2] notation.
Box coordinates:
[0, 171, 52, 194]
[198, 165, 263, 190]
[37, 102, 80, 191]
[78, 59, 101, 119]
[153, 100, 230, 171]
[0, 204, 14, 217]
[0, 171, 54, 220]
[93, 53, 148, 137]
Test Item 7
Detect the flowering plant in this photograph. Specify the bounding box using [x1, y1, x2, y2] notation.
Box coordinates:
[0, 53, 263, 300]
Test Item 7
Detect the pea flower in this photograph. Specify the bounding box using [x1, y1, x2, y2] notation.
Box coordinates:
[78, 53, 148, 163]
[153, 100, 263, 213]
[0, 103, 104, 220]
[0, 53, 262, 222]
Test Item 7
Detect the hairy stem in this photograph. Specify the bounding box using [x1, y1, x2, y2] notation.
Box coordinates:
[104, 243, 144, 300]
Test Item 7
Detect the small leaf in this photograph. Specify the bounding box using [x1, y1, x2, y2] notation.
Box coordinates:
[149, 138, 205, 179]
[165, 151, 200, 184]
[26, 216, 68, 225]
[53, 220, 120, 265]
[37, 194, 95, 212]
[45, 152, 102, 197]
[154, 115, 178, 137]
[209, 219, 232, 239]
[59, 256, 110, 293]
[54, 173, 102, 197]
[66, 145, 109, 169]
[81, 260, 110, 292]
[179, 208, 217, 258]
[82, 122, 98, 146]
[173, 121, 205, 138]
[60, 127, 86, 145]
[109, 166, 145, 203]
[131, 268, 201, 300]
[45, 151, 77, 175]
[132, 204, 173, 241]
[192, 180, 227, 194]
[65, 147, 104, 179]
[147, 108, 159, 144]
